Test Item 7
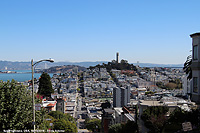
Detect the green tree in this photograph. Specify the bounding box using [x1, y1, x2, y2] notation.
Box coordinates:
[53, 119, 77, 133]
[109, 123, 122, 133]
[91, 59, 137, 72]
[38, 72, 54, 97]
[101, 100, 111, 110]
[49, 111, 66, 120]
[121, 121, 138, 133]
[0, 80, 49, 131]
[156, 81, 166, 89]
[169, 79, 182, 89]
[165, 82, 177, 89]
[39, 114, 55, 130]
[141, 106, 169, 133]
[109, 121, 138, 133]
[164, 108, 200, 132]
[145, 91, 155, 95]
[0, 80, 33, 130]
[85, 118, 101, 132]
[49, 111, 77, 132]
[77, 88, 80, 92]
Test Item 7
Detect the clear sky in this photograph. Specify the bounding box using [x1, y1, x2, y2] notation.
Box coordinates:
[0, 0, 199, 64]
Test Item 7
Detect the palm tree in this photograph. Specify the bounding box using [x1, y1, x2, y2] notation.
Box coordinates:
[183, 55, 192, 80]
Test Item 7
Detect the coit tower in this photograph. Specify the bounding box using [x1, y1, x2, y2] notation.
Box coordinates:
[116, 52, 119, 63]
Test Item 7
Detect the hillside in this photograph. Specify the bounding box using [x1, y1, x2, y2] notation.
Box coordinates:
[36, 65, 86, 73]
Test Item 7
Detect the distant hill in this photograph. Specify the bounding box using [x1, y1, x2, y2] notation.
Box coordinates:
[0, 60, 183, 70]
[0, 60, 107, 70]
[132, 63, 183, 68]
[0, 61, 31, 70]
[37, 65, 87, 73]
[90, 59, 137, 72]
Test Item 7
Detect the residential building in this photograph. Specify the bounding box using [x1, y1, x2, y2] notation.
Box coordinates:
[190, 32, 200, 103]
[182, 75, 191, 96]
[56, 98, 66, 113]
[113, 87, 121, 107]
[113, 86, 130, 107]
[101, 108, 114, 133]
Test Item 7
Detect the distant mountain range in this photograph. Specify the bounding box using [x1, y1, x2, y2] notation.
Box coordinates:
[0, 60, 183, 70]
[132, 63, 183, 68]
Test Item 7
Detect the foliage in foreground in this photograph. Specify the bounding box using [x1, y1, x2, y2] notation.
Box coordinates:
[109, 121, 138, 133]
[85, 118, 101, 132]
[141, 106, 200, 132]
[0, 80, 33, 130]
[141, 106, 169, 133]
[164, 108, 200, 132]
[48, 111, 77, 133]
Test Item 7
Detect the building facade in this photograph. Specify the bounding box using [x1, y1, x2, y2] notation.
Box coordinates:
[113, 86, 130, 107]
[113, 87, 121, 107]
[190, 32, 200, 103]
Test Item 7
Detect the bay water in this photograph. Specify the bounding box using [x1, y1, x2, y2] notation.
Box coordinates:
[0, 70, 54, 82]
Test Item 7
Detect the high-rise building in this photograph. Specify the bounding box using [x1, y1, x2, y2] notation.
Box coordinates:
[121, 87, 127, 107]
[113, 87, 121, 107]
[113, 86, 130, 107]
[126, 86, 131, 103]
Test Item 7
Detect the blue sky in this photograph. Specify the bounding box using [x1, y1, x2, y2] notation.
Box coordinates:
[0, 0, 199, 64]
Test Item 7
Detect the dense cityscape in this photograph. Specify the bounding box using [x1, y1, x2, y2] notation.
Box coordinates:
[1, 45, 200, 132]
[1, 1, 200, 133]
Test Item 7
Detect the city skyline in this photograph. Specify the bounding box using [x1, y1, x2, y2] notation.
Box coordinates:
[1, 0, 199, 64]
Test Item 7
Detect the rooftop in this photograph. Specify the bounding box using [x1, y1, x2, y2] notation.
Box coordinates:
[190, 32, 200, 38]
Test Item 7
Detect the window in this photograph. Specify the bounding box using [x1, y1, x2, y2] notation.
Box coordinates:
[193, 45, 198, 60]
[193, 77, 198, 93]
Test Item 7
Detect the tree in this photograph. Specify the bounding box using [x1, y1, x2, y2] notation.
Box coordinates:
[183, 55, 192, 80]
[49, 111, 77, 133]
[77, 88, 80, 92]
[165, 82, 177, 89]
[38, 114, 55, 130]
[91, 59, 137, 72]
[121, 120, 138, 133]
[109, 121, 138, 133]
[169, 79, 182, 89]
[164, 108, 200, 132]
[49, 111, 75, 122]
[101, 100, 111, 109]
[0, 80, 33, 130]
[109, 123, 122, 133]
[141, 106, 169, 133]
[145, 91, 155, 95]
[0, 80, 50, 131]
[156, 81, 166, 89]
[38, 72, 54, 97]
[85, 118, 101, 132]
[53, 119, 77, 133]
